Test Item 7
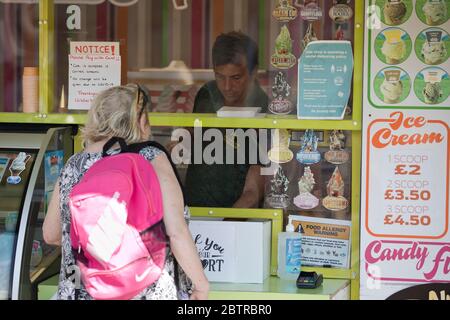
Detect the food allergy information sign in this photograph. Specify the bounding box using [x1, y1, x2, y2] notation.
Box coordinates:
[68, 42, 121, 110]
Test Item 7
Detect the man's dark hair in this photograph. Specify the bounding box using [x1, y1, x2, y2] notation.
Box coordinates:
[212, 31, 259, 73]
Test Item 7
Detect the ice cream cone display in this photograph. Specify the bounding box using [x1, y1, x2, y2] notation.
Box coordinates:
[273, 0, 298, 22]
[294, 166, 319, 210]
[269, 72, 293, 115]
[296, 130, 321, 165]
[420, 30, 448, 65]
[423, 81, 443, 104]
[383, 0, 408, 25]
[268, 129, 294, 164]
[6, 152, 31, 185]
[271, 25, 297, 69]
[422, 0, 448, 26]
[266, 165, 291, 209]
[302, 23, 318, 50]
[322, 166, 348, 211]
[380, 28, 408, 64]
[380, 69, 404, 104]
[414, 67, 449, 105]
[325, 130, 349, 165]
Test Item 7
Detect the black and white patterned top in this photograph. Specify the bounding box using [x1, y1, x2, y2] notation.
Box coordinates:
[57, 146, 187, 300]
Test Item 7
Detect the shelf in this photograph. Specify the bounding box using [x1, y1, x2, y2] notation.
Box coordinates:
[0, 112, 361, 130]
[37, 274, 350, 300]
[208, 277, 350, 300]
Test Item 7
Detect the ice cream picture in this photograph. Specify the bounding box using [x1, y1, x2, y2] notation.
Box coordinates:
[421, 31, 448, 65]
[381, 29, 407, 64]
[422, 0, 447, 26]
[271, 26, 297, 69]
[416, 68, 448, 105]
[383, 0, 408, 25]
[7, 152, 31, 185]
[423, 81, 443, 104]
[380, 70, 404, 104]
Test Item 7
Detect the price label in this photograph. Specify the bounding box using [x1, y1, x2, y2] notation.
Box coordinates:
[365, 112, 449, 239]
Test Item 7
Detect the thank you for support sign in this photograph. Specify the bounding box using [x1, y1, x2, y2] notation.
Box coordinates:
[68, 41, 121, 110]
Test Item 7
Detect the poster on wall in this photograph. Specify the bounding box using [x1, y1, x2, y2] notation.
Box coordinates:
[361, 0, 450, 300]
[297, 41, 353, 119]
[68, 41, 121, 110]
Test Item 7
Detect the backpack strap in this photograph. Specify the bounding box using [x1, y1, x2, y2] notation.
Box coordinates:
[102, 137, 129, 157]
[127, 140, 187, 205]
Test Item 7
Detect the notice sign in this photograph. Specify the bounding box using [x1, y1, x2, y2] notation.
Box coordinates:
[297, 41, 353, 119]
[289, 215, 351, 269]
[68, 41, 121, 110]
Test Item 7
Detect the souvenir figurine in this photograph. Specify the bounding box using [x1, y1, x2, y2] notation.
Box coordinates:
[266, 165, 291, 209]
[273, 0, 298, 23]
[269, 72, 293, 115]
[271, 25, 297, 70]
[322, 166, 349, 211]
[293, 166, 319, 210]
[268, 129, 294, 164]
[296, 130, 321, 165]
[325, 130, 349, 164]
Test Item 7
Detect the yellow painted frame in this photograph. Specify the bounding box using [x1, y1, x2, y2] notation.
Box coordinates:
[0, 0, 364, 300]
[189, 207, 283, 276]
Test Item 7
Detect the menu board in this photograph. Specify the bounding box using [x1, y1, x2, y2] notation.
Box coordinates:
[361, 0, 450, 300]
[367, 0, 450, 109]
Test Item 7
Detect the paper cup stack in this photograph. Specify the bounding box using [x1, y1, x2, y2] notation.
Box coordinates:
[22, 67, 39, 113]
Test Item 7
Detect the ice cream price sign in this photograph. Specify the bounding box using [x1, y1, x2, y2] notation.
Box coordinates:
[366, 112, 449, 239]
[68, 41, 121, 110]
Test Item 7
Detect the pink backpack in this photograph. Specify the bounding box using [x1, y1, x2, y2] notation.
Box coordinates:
[69, 138, 168, 300]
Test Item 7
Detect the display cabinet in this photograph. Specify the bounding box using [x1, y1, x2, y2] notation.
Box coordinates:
[0, 0, 363, 300]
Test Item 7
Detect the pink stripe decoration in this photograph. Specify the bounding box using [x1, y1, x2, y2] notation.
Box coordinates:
[3, 4, 17, 112]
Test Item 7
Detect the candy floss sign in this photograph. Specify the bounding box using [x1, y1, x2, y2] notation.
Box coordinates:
[363, 111, 449, 284]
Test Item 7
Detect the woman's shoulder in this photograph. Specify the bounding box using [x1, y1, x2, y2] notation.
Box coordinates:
[139, 145, 164, 162]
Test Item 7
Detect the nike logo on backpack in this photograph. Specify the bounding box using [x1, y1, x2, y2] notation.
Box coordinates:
[135, 266, 153, 283]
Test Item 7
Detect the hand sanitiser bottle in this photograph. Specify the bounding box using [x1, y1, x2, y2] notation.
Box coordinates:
[277, 217, 302, 280]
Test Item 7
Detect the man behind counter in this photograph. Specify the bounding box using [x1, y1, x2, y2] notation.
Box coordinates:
[184, 31, 269, 208]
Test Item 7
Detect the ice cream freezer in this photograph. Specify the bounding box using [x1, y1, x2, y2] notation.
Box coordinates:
[0, 125, 74, 300]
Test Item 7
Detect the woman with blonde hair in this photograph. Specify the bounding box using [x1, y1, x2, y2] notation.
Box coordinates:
[43, 84, 209, 300]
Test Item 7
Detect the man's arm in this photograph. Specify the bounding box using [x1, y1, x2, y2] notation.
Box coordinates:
[233, 165, 265, 208]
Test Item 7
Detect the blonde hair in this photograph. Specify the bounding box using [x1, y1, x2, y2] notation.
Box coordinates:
[81, 84, 149, 146]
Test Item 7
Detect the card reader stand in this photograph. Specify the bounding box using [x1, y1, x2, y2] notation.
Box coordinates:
[296, 271, 323, 289]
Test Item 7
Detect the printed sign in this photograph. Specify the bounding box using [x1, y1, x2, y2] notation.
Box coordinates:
[362, 0, 450, 300]
[366, 1, 450, 109]
[290, 215, 351, 268]
[297, 41, 353, 119]
[44, 150, 64, 193]
[365, 112, 449, 239]
[0, 157, 10, 184]
[189, 222, 236, 282]
[68, 41, 121, 110]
